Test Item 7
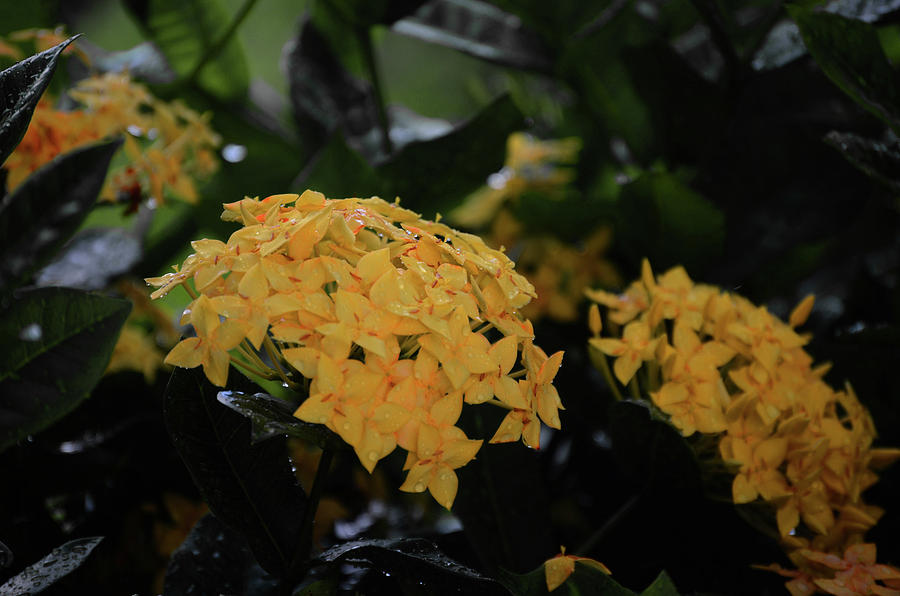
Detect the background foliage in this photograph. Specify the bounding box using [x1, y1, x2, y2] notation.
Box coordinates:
[1, 0, 900, 594]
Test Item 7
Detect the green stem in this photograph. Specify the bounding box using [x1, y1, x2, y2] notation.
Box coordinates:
[187, 0, 262, 84]
[229, 354, 276, 379]
[358, 25, 393, 156]
[286, 448, 335, 588]
[263, 336, 295, 388]
[628, 376, 642, 401]
[589, 346, 624, 401]
[574, 494, 640, 555]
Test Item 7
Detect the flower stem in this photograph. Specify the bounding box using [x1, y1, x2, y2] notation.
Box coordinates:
[179, 280, 199, 300]
[628, 377, 642, 401]
[358, 25, 392, 156]
[229, 354, 276, 380]
[589, 346, 624, 401]
[188, 0, 261, 83]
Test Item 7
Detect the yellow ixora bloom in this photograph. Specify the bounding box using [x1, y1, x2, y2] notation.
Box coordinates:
[586, 260, 900, 565]
[147, 190, 564, 509]
[543, 546, 611, 592]
[3, 57, 220, 207]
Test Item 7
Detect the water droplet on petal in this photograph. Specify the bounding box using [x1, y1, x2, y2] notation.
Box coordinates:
[19, 323, 42, 341]
[367, 451, 379, 462]
[413, 481, 425, 492]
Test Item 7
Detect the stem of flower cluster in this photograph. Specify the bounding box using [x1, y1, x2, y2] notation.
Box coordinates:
[590, 347, 624, 401]
[628, 377, 642, 401]
[263, 336, 297, 389]
[238, 340, 272, 374]
[229, 354, 275, 380]
[179, 280, 199, 300]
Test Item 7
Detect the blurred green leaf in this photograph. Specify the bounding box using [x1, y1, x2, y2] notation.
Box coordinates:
[324, 0, 428, 28]
[392, 0, 553, 72]
[78, 39, 177, 85]
[789, 7, 900, 131]
[0, 139, 122, 297]
[164, 366, 307, 578]
[0, 36, 76, 166]
[296, 95, 522, 217]
[34, 226, 142, 291]
[164, 513, 257, 596]
[608, 401, 701, 496]
[0, 537, 103, 594]
[217, 389, 346, 450]
[614, 171, 725, 274]
[123, 0, 250, 100]
[0, 287, 131, 453]
[317, 537, 509, 595]
[640, 571, 680, 596]
[824, 130, 900, 193]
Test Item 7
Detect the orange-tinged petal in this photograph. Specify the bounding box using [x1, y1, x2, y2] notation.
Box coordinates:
[495, 375, 529, 409]
[589, 337, 625, 357]
[333, 407, 364, 447]
[294, 394, 334, 425]
[430, 393, 463, 426]
[491, 335, 518, 374]
[417, 424, 441, 458]
[545, 556, 576, 592]
[428, 464, 458, 509]
[316, 353, 342, 395]
[588, 303, 602, 336]
[777, 502, 800, 538]
[441, 438, 482, 468]
[238, 262, 268, 300]
[490, 411, 524, 444]
[612, 353, 642, 386]
[733, 473, 758, 504]
[204, 348, 231, 387]
[165, 337, 204, 369]
[789, 294, 815, 328]
[399, 460, 433, 492]
[539, 351, 564, 385]
[372, 403, 411, 434]
[213, 319, 247, 351]
[356, 247, 393, 286]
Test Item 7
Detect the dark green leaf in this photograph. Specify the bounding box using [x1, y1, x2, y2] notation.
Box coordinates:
[123, 0, 250, 100]
[285, 17, 380, 156]
[453, 407, 554, 574]
[318, 537, 509, 596]
[614, 171, 725, 274]
[640, 571, 680, 596]
[323, 0, 428, 28]
[0, 36, 76, 166]
[0, 139, 122, 297]
[164, 366, 307, 578]
[497, 560, 633, 596]
[0, 287, 131, 453]
[294, 132, 384, 199]
[608, 401, 701, 497]
[217, 389, 346, 450]
[378, 94, 523, 217]
[392, 0, 552, 72]
[163, 513, 257, 596]
[0, 537, 102, 595]
[824, 130, 900, 192]
[789, 7, 900, 131]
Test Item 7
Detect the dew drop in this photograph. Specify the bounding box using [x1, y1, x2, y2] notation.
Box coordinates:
[413, 481, 425, 492]
[222, 144, 248, 163]
[342, 422, 351, 430]
[19, 323, 42, 342]
[367, 451, 379, 462]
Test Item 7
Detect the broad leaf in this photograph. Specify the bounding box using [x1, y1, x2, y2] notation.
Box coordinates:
[607, 401, 701, 497]
[317, 537, 509, 595]
[790, 7, 900, 131]
[164, 366, 307, 578]
[0, 537, 102, 595]
[453, 407, 554, 573]
[164, 513, 261, 596]
[217, 389, 346, 450]
[0, 287, 131, 453]
[35, 227, 142, 291]
[824, 130, 900, 192]
[393, 0, 552, 72]
[0, 36, 76, 166]
[78, 39, 177, 85]
[0, 139, 122, 297]
[323, 0, 428, 28]
[293, 132, 384, 199]
[614, 171, 724, 274]
[123, 0, 250, 100]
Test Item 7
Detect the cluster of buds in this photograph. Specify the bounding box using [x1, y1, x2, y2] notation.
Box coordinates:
[587, 261, 900, 589]
[4, 68, 220, 207]
[147, 191, 564, 509]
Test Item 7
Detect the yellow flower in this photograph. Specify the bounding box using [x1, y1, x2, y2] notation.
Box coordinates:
[589, 319, 660, 386]
[148, 190, 562, 509]
[543, 546, 610, 592]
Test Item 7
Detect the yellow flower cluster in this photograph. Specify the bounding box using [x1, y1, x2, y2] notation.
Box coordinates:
[764, 543, 900, 596]
[147, 191, 564, 509]
[586, 261, 900, 550]
[4, 71, 220, 206]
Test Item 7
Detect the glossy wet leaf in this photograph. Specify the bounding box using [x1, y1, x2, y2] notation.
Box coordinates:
[614, 171, 724, 274]
[293, 132, 384, 199]
[0, 139, 122, 297]
[217, 390, 346, 450]
[163, 513, 257, 596]
[393, 0, 552, 72]
[823, 130, 900, 193]
[78, 39, 176, 85]
[0, 537, 102, 594]
[790, 7, 900, 131]
[35, 227, 142, 291]
[164, 366, 307, 578]
[0, 36, 76, 166]
[317, 537, 509, 595]
[0, 287, 130, 453]
[123, 0, 250, 100]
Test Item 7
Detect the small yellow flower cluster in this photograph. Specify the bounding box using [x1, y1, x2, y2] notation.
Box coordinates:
[586, 261, 900, 548]
[147, 191, 564, 509]
[763, 543, 900, 596]
[449, 132, 620, 323]
[4, 70, 220, 206]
